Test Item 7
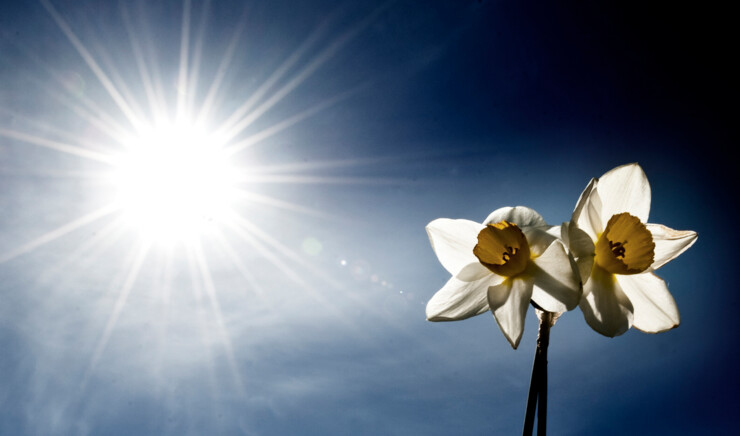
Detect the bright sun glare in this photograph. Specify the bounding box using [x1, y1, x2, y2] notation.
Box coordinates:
[0, 0, 364, 397]
[112, 122, 240, 243]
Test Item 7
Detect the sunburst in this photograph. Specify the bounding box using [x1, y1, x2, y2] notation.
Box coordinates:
[0, 0, 385, 402]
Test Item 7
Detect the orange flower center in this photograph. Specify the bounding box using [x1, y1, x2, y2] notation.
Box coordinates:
[473, 221, 530, 277]
[594, 212, 655, 275]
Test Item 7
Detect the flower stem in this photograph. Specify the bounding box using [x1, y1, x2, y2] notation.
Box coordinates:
[537, 311, 552, 436]
[522, 346, 540, 436]
[522, 308, 555, 436]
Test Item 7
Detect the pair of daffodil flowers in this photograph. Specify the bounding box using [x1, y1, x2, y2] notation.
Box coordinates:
[426, 163, 697, 348]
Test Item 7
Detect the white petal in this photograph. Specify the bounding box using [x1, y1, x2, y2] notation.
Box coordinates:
[487, 276, 534, 349]
[596, 163, 651, 224]
[530, 241, 582, 313]
[560, 222, 595, 283]
[427, 274, 501, 321]
[571, 178, 602, 239]
[579, 265, 634, 337]
[617, 273, 680, 333]
[522, 226, 558, 258]
[571, 177, 595, 227]
[426, 218, 484, 276]
[456, 262, 492, 282]
[545, 225, 562, 239]
[585, 187, 604, 236]
[647, 224, 698, 271]
[483, 206, 547, 228]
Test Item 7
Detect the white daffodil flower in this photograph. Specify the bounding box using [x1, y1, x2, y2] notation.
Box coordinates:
[426, 206, 582, 349]
[565, 163, 698, 337]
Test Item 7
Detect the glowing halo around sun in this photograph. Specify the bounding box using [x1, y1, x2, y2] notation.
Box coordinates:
[110, 121, 241, 245]
[0, 0, 380, 407]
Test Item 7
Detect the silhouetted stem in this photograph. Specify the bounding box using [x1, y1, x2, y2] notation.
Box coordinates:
[537, 311, 552, 436]
[522, 308, 555, 436]
[522, 343, 540, 436]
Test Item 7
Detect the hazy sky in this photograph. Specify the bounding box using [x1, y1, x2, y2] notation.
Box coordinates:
[0, 1, 735, 435]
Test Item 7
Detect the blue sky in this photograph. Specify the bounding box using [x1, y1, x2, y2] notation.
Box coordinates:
[0, 1, 735, 435]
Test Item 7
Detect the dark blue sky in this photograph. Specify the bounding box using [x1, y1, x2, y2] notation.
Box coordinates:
[1, 1, 736, 434]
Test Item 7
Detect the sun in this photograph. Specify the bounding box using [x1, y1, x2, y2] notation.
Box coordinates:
[0, 0, 371, 403]
[110, 121, 241, 244]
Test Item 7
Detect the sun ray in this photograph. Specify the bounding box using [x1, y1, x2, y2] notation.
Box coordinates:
[0, 203, 118, 264]
[150, 246, 176, 398]
[191, 240, 245, 395]
[136, 16, 170, 126]
[211, 218, 359, 362]
[40, 0, 144, 131]
[222, 213, 386, 339]
[0, 101, 118, 156]
[240, 173, 406, 186]
[155, 245, 176, 306]
[0, 28, 129, 143]
[183, 0, 212, 119]
[194, 6, 249, 126]
[87, 39, 149, 124]
[226, 212, 343, 290]
[120, 2, 166, 124]
[213, 21, 327, 141]
[88, 43, 150, 127]
[0, 32, 134, 141]
[175, 0, 192, 119]
[242, 145, 478, 176]
[225, 88, 358, 155]
[85, 240, 151, 376]
[18, 32, 140, 142]
[120, 0, 173, 126]
[44, 91, 131, 148]
[244, 155, 401, 175]
[221, 215, 312, 290]
[36, 217, 127, 283]
[34, 69, 134, 144]
[218, 41, 335, 143]
[183, 242, 222, 400]
[237, 189, 335, 220]
[211, 229, 267, 298]
[219, 4, 387, 145]
[0, 127, 116, 164]
[0, 165, 102, 180]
